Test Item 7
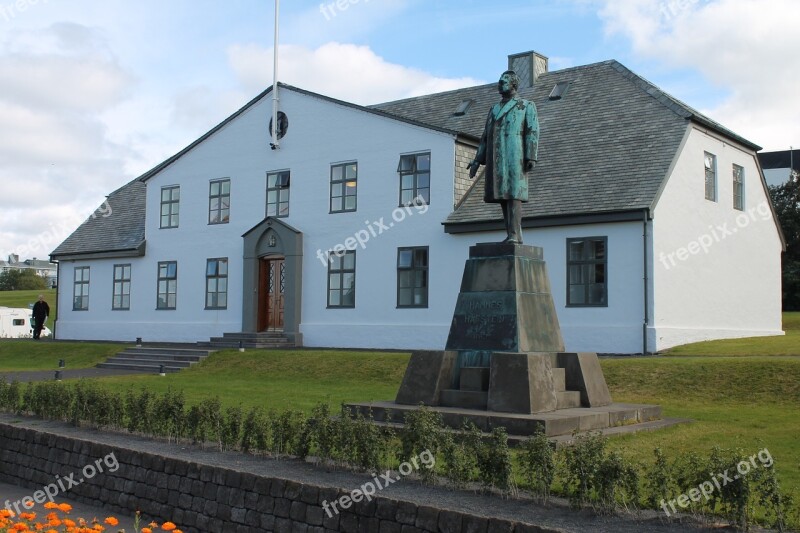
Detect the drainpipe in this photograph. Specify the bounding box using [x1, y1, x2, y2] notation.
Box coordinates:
[52, 259, 59, 339]
[642, 210, 649, 355]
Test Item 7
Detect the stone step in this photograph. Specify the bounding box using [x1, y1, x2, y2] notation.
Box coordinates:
[221, 332, 289, 339]
[439, 389, 488, 410]
[96, 346, 213, 374]
[556, 390, 581, 409]
[197, 341, 293, 349]
[114, 351, 206, 362]
[460, 367, 489, 392]
[104, 357, 195, 368]
[122, 347, 213, 357]
[346, 401, 664, 438]
[96, 362, 182, 373]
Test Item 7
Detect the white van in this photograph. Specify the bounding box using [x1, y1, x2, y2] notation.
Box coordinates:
[0, 307, 52, 338]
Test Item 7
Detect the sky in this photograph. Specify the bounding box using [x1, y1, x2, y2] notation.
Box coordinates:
[1, 0, 798, 261]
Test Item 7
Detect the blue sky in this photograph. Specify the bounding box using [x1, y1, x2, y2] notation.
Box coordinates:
[1, 0, 798, 259]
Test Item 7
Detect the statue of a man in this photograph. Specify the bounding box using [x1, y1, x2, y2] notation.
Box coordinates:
[468, 70, 539, 244]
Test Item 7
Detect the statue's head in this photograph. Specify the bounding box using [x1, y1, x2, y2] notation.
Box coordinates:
[498, 70, 520, 95]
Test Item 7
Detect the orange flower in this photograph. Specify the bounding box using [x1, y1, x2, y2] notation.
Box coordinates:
[103, 516, 119, 526]
[43, 503, 58, 510]
[161, 523, 176, 531]
[12, 523, 30, 531]
[58, 504, 73, 513]
[20, 512, 36, 520]
[141, 528, 152, 533]
[0, 509, 15, 518]
[63, 518, 76, 527]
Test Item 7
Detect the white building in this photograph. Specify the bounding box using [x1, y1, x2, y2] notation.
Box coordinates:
[0, 255, 58, 288]
[50, 52, 785, 353]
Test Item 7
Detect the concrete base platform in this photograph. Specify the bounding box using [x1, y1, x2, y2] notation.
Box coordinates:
[345, 400, 668, 438]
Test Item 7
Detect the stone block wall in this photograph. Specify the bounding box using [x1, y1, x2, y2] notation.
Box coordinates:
[0, 422, 563, 533]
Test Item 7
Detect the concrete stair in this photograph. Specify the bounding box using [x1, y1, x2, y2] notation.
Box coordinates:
[97, 346, 214, 373]
[198, 331, 294, 349]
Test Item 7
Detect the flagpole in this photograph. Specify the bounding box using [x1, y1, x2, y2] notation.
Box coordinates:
[271, 0, 280, 150]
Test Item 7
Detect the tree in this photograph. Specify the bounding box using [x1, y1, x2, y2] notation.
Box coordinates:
[0, 269, 48, 291]
[769, 180, 800, 310]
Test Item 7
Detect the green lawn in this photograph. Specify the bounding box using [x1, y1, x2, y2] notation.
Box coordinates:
[0, 288, 57, 322]
[601, 356, 800, 494]
[0, 340, 126, 371]
[1, 298, 797, 513]
[663, 311, 800, 356]
[92, 349, 410, 411]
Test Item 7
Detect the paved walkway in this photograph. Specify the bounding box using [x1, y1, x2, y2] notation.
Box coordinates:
[0, 481, 138, 530]
[0, 368, 152, 383]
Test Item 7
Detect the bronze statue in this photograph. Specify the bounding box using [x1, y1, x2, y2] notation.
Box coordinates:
[468, 70, 539, 244]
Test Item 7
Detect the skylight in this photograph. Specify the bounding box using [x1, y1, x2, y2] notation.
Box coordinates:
[453, 99, 474, 116]
[549, 82, 570, 101]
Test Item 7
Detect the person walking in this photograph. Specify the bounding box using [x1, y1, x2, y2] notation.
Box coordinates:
[31, 294, 50, 339]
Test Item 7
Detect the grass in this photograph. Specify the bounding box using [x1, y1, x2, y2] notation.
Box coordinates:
[662, 311, 800, 356]
[0, 340, 126, 371]
[0, 288, 57, 322]
[91, 349, 410, 411]
[600, 356, 800, 495]
[0, 294, 797, 517]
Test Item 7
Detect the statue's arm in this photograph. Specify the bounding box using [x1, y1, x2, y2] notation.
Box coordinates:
[523, 101, 539, 170]
[468, 110, 493, 178]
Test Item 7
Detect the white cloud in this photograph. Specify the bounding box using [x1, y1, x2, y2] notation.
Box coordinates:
[227, 42, 484, 105]
[591, 0, 800, 150]
[0, 23, 135, 258]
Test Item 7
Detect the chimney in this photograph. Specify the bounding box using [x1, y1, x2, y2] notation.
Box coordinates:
[508, 51, 548, 89]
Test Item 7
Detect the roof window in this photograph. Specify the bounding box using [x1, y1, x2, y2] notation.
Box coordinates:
[549, 82, 571, 100]
[453, 99, 474, 116]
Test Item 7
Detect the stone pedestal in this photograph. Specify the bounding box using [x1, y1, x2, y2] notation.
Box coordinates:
[446, 243, 564, 359]
[393, 243, 612, 415]
[347, 243, 668, 439]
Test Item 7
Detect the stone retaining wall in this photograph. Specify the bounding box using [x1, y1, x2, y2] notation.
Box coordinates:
[0, 422, 562, 533]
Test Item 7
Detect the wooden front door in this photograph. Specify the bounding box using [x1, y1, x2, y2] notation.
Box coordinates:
[257, 258, 285, 331]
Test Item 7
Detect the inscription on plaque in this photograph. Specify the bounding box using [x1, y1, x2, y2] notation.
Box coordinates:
[447, 293, 518, 350]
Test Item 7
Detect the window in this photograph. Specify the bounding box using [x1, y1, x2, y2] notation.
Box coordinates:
[160, 186, 180, 228]
[209, 179, 231, 224]
[73, 267, 90, 311]
[112, 264, 131, 310]
[733, 164, 744, 211]
[704, 152, 717, 201]
[206, 258, 228, 309]
[330, 162, 357, 213]
[566, 238, 607, 307]
[266, 170, 290, 217]
[398, 153, 430, 206]
[397, 247, 428, 308]
[327, 250, 355, 308]
[453, 99, 474, 116]
[12, 319, 24, 326]
[157, 261, 177, 310]
[548, 81, 570, 100]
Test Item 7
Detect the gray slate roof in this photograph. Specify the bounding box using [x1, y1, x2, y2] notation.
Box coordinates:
[51, 178, 146, 258]
[372, 60, 759, 227]
[52, 59, 760, 255]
